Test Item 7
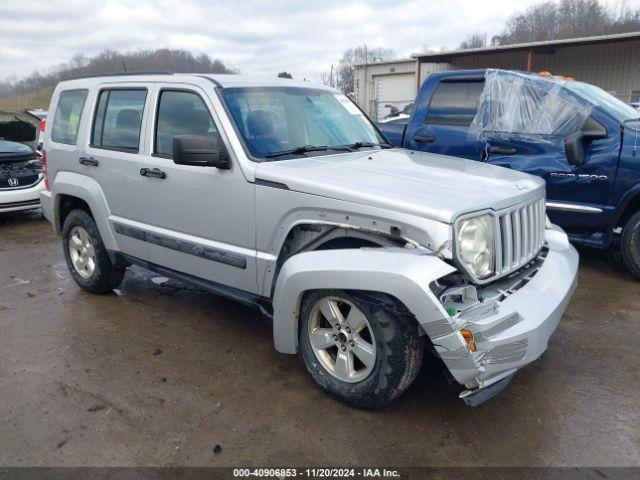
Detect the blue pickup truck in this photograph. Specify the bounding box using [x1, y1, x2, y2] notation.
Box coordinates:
[378, 69, 640, 278]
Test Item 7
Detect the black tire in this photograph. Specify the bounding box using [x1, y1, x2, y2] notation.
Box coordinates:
[298, 289, 423, 408]
[621, 210, 640, 280]
[62, 209, 125, 294]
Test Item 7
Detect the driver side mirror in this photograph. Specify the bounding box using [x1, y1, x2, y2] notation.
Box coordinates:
[564, 131, 586, 166]
[172, 135, 231, 170]
[564, 119, 607, 166]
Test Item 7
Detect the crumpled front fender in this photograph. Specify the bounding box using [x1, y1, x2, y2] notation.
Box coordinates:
[272, 248, 456, 354]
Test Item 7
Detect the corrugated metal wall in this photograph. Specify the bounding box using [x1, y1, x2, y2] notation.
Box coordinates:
[430, 39, 640, 102]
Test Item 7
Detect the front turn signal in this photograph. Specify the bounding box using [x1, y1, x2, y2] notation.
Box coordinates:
[460, 329, 477, 352]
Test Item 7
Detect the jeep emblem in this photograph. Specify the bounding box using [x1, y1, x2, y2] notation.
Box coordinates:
[8, 178, 19, 187]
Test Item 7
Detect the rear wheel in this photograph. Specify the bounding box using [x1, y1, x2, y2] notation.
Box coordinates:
[62, 209, 125, 294]
[298, 290, 423, 408]
[621, 211, 640, 280]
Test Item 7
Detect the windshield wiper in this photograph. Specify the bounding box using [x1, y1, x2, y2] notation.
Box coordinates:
[264, 145, 351, 159]
[343, 141, 393, 150]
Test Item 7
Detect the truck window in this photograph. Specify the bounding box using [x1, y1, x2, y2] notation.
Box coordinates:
[426, 81, 484, 126]
[91, 89, 147, 152]
[154, 90, 219, 157]
[51, 89, 88, 145]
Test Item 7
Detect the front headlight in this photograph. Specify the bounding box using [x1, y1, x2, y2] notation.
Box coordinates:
[457, 214, 495, 279]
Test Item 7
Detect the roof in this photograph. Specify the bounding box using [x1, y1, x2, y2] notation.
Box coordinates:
[354, 58, 416, 68]
[57, 72, 331, 91]
[413, 31, 640, 60]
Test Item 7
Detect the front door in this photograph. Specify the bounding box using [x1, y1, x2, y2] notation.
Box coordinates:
[140, 85, 257, 294]
[486, 113, 619, 239]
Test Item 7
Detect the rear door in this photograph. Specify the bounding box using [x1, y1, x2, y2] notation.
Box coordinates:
[404, 77, 485, 159]
[82, 85, 149, 260]
[139, 83, 257, 294]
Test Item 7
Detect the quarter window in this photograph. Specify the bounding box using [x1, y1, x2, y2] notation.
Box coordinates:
[92, 89, 147, 152]
[51, 89, 88, 145]
[155, 90, 219, 157]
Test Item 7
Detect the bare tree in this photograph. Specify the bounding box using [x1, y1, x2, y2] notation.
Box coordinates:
[459, 33, 488, 50]
[330, 45, 396, 95]
[0, 48, 235, 99]
[492, 0, 640, 46]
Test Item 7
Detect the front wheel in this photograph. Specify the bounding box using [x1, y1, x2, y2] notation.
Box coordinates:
[298, 290, 423, 408]
[621, 211, 640, 280]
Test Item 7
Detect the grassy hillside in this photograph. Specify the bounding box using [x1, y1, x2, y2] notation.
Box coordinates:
[0, 86, 54, 112]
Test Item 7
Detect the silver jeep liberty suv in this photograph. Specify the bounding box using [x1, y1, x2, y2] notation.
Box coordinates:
[40, 73, 578, 407]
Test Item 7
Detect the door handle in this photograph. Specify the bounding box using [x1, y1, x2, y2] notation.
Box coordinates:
[414, 134, 435, 144]
[488, 146, 517, 155]
[79, 156, 99, 166]
[140, 167, 166, 179]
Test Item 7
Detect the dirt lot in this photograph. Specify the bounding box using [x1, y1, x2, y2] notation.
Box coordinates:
[0, 210, 639, 468]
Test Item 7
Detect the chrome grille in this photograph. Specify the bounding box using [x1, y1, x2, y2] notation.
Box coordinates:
[495, 197, 546, 275]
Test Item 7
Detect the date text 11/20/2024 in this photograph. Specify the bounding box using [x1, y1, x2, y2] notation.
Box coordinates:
[232, 468, 401, 477]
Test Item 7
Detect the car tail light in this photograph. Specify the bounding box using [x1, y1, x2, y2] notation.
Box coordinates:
[42, 149, 50, 191]
[40, 119, 46, 133]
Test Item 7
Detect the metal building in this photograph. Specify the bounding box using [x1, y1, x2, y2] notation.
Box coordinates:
[353, 59, 418, 120]
[354, 31, 640, 120]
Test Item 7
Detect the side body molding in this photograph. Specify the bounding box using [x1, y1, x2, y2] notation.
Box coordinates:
[50, 171, 117, 250]
[272, 248, 457, 354]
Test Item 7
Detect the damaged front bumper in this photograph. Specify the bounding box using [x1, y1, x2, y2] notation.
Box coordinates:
[430, 225, 578, 405]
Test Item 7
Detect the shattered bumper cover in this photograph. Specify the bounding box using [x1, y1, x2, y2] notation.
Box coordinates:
[430, 226, 578, 404]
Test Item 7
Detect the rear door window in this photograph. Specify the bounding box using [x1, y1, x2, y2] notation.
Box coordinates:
[51, 89, 88, 144]
[426, 80, 484, 126]
[91, 89, 147, 152]
[154, 90, 219, 157]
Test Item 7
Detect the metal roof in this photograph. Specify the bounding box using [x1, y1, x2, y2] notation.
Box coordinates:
[354, 58, 416, 68]
[413, 31, 640, 60]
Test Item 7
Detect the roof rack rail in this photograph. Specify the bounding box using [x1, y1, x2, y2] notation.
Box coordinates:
[65, 70, 173, 81]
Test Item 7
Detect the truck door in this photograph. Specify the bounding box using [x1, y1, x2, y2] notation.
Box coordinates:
[486, 113, 618, 239]
[139, 84, 258, 294]
[82, 85, 149, 261]
[404, 77, 484, 160]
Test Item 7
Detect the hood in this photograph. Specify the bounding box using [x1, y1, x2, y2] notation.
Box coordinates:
[0, 140, 35, 162]
[254, 149, 545, 224]
[0, 118, 36, 143]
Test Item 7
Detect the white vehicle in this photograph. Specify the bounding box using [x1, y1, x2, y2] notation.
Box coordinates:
[41, 73, 578, 407]
[0, 117, 44, 213]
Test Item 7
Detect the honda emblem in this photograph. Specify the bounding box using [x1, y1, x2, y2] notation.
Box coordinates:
[8, 178, 19, 187]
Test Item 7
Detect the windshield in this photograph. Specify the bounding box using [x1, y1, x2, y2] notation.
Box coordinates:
[220, 87, 387, 160]
[565, 82, 639, 123]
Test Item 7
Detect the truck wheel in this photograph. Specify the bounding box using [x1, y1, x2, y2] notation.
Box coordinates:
[298, 290, 423, 408]
[62, 209, 125, 294]
[621, 211, 640, 280]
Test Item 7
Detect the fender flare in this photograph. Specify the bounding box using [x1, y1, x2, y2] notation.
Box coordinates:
[271, 247, 457, 354]
[51, 171, 117, 250]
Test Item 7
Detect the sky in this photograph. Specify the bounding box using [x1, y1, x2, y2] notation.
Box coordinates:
[0, 0, 637, 83]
